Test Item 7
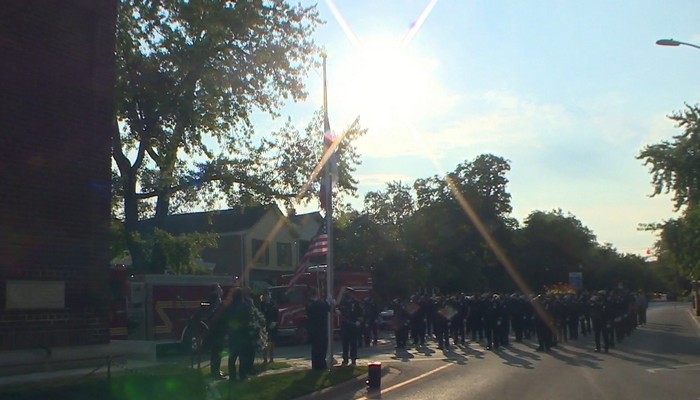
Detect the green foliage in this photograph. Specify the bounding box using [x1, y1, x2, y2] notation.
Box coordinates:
[112, 225, 217, 274]
[364, 181, 415, 226]
[151, 229, 218, 274]
[638, 103, 700, 291]
[515, 209, 596, 290]
[112, 0, 326, 270]
[333, 153, 668, 297]
[637, 103, 700, 210]
[264, 113, 367, 210]
[110, 219, 130, 261]
[655, 207, 700, 286]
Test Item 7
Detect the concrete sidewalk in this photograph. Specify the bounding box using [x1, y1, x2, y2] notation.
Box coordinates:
[0, 335, 396, 390]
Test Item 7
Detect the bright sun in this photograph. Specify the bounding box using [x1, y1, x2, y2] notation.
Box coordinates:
[334, 38, 437, 131]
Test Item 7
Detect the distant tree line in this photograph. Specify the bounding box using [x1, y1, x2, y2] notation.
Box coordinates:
[334, 154, 665, 301]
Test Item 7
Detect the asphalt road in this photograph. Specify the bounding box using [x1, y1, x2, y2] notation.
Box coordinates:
[7, 302, 695, 400]
[302, 302, 700, 400]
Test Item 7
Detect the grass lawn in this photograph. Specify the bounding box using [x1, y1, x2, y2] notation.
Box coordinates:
[0, 365, 207, 400]
[0, 361, 367, 400]
[210, 365, 368, 400]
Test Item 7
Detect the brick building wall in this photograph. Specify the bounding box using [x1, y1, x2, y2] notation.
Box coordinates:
[0, 1, 117, 350]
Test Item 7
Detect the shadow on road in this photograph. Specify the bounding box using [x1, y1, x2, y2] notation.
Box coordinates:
[493, 347, 535, 369]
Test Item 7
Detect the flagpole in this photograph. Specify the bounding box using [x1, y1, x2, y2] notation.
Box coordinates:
[322, 53, 335, 369]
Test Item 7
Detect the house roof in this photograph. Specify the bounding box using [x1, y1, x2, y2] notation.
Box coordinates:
[137, 205, 273, 236]
[290, 211, 323, 226]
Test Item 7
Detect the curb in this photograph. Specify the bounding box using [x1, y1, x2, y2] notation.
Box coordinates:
[293, 365, 397, 400]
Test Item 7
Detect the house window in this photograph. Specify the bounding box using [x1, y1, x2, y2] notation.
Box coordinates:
[251, 239, 269, 266]
[277, 242, 292, 267]
[298, 240, 310, 261]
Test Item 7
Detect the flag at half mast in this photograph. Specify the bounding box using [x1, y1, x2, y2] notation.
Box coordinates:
[320, 110, 337, 211]
[286, 221, 329, 287]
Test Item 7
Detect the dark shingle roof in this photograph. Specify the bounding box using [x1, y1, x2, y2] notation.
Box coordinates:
[290, 211, 323, 227]
[137, 205, 271, 236]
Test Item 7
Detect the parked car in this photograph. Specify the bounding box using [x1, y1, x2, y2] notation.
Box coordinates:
[378, 308, 394, 331]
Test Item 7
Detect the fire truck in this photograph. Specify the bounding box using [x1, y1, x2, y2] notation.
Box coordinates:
[109, 265, 236, 352]
[268, 266, 373, 345]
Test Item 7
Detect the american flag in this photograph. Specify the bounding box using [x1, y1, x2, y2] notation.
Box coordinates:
[287, 222, 329, 287]
[320, 112, 337, 211]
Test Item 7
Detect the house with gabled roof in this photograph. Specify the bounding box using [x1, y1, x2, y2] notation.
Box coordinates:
[136, 205, 323, 286]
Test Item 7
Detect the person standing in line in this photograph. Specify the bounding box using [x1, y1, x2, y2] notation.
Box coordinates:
[338, 296, 361, 365]
[225, 287, 252, 381]
[469, 294, 484, 343]
[533, 294, 553, 352]
[306, 292, 330, 370]
[590, 292, 610, 353]
[363, 297, 380, 346]
[391, 298, 409, 349]
[240, 289, 259, 376]
[259, 292, 278, 363]
[356, 299, 366, 349]
[637, 290, 648, 326]
[425, 295, 435, 339]
[433, 297, 450, 350]
[206, 284, 226, 380]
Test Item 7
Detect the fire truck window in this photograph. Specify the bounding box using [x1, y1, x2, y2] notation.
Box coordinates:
[277, 242, 292, 267]
[269, 286, 305, 305]
[251, 239, 269, 265]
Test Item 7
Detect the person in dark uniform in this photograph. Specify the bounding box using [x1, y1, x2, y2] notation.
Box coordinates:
[580, 292, 591, 337]
[469, 294, 484, 343]
[510, 294, 526, 343]
[425, 295, 435, 338]
[533, 294, 553, 352]
[448, 295, 464, 346]
[409, 295, 426, 346]
[590, 292, 610, 353]
[637, 291, 648, 326]
[483, 294, 498, 350]
[392, 298, 409, 349]
[306, 293, 330, 370]
[433, 296, 450, 350]
[225, 287, 253, 380]
[206, 284, 226, 379]
[338, 296, 361, 365]
[363, 297, 380, 346]
[259, 292, 278, 363]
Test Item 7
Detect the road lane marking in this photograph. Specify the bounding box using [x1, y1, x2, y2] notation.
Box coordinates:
[647, 363, 700, 373]
[356, 362, 454, 399]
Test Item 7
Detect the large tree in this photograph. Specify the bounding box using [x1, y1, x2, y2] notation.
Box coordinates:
[638, 103, 700, 210]
[406, 154, 516, 292]
[516, 209, 596, 291]
[363, 181, 415, 225]
[638, 103, 700, 284]
[112, 1, 365, 272]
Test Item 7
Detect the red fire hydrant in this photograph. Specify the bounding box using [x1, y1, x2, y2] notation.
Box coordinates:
[366, 361, 382, 390]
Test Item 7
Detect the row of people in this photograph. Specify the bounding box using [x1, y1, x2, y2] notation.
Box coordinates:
[387, 289, 648, 353]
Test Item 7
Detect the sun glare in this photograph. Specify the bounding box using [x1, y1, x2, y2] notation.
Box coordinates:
[345, 41, 433, 123]
[332, 37, 442, 159]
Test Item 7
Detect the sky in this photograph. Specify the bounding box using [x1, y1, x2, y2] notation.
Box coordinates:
[255, 0, 700, 257]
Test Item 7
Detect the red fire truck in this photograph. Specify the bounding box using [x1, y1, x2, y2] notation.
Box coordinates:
[268, 266, 373, 345]
[109, 265, 236, 352]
